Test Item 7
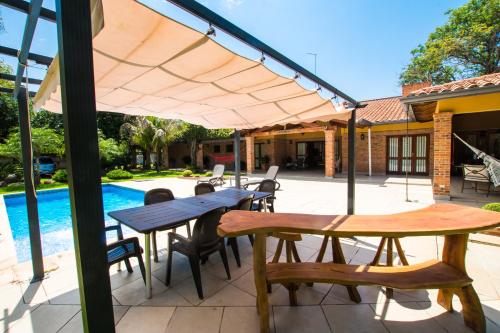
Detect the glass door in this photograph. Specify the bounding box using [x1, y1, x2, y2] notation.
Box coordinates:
[254, 143, 263, 169]
[386, 135, 429, 175]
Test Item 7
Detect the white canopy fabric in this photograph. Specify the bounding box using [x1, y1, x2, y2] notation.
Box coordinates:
[35, 0, 352, 129]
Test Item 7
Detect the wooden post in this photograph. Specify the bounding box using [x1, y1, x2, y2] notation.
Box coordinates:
[17, 87, 44, 280]
[253, 233, 269, 333]
[56, 0, 115, 331]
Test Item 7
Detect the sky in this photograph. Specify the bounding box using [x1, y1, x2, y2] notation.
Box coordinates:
[0, 0, 467, 101]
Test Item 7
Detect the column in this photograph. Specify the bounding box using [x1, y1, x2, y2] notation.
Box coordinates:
[433, 112, 453, 198]
[324, 127, 337, 177]
[246, 136, 255, 174]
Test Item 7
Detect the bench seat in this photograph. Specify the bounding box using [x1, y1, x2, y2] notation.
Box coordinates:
[266, 259, 472, 290]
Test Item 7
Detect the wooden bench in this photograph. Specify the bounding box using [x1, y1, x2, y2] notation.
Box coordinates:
[218, 203, 500, 333]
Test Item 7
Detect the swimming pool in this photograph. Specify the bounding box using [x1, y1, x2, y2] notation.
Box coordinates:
[4, 184, 145, 262]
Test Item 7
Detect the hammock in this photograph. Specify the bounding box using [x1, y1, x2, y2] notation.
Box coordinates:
[454, 133, 500, 187]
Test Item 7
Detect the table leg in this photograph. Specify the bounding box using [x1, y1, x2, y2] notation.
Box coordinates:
[263, 198, 268, 213]
[145, 233, 152, 299]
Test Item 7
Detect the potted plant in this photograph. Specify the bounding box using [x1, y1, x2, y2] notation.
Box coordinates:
[261, 155, 271, 170]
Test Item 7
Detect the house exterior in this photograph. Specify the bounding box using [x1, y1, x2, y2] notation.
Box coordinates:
[169, 73, 500, 198]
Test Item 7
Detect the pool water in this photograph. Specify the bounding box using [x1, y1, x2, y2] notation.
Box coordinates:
[4, 184, 145, 262]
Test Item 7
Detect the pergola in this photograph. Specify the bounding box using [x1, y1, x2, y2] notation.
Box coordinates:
[0, 0, 361, 331]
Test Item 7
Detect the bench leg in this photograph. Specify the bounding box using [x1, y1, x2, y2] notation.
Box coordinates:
[437, 288, 454, 312]
[394, 238, 409, 266]
[285, 241, 299, 306]
[440, 234, 485, 333]
[456, 285, 486, 333]
[385, 238, 394, 298]
[332, 237, 361, 303]
[253, 234, 270, 333]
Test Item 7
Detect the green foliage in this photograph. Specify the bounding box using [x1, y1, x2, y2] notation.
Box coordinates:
[106, 169, 133, 180]
[97, 112, 127, 141]
[400, 0, 500, 84]
[0, 161, 22, 180]
[31, 110, 64, 132]
[204, 171, 213, 177]
[482, 203, 500, 212]
[0, 61, 18, 140]
[0, 128, 64, 161]
[98, 134, 127, 169]
[52, 169, 68, 183]
[182, 169, 193, 177]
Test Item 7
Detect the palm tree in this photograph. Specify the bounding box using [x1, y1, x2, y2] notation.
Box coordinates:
[120, 116, 183, 170]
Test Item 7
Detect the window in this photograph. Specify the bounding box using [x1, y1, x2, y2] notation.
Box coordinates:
[213, 144, 221, 153]
[226, 144, 233, 153]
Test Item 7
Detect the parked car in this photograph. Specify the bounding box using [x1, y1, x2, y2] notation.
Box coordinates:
[34, 156, 56, 175]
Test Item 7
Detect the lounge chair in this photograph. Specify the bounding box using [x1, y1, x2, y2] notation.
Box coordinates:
[242, 165, 280, 190]
[461, 164, 492, 196]
[197, 164, 225, 187]
[252, 179, 277, 212]
[165, 207, 230, 299]
[105, 224, 146, 283]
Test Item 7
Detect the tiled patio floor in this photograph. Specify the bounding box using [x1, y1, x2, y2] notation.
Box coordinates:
[0, 176, 499, 332]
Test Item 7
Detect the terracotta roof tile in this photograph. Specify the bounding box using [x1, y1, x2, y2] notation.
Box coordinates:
[356, 96, 407, 124]
[409, 73, 500, 96]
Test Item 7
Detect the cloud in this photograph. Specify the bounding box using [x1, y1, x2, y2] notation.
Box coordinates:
[221, 0, 244, 9]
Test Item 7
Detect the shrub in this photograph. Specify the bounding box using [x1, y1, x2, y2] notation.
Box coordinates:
[106, 169, 133, 180]
[182, 169, 193, 177]
[52, 169, 68, 183]
[204, 171, 213, 177]
[0, 161, 22, 180]
[482, 203, 500, 212]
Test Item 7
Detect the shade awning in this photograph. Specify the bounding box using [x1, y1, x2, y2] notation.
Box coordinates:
[35, 0, 352, 129]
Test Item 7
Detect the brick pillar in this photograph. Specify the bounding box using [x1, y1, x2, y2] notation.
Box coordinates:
[433, 112, 452, 198]
[325, 128, 336, 177]
[246, 136, 255, 173]
[196, 143, 204, 169]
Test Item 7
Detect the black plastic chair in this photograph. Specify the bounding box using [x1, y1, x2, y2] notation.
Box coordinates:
[253, 179, 276, 212]
[165, 207, 230, 299]
[105, 224, 146, 283]
[194, 183, 215, 195]
[227, 195, 254, 267]
[144, 188, 177, 262]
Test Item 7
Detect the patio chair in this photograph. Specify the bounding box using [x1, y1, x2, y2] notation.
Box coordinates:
[194, 182, 215, 195]
[105, 224, 146, 283]
[197, 164, 225, 187]
[165, 207, 230, 299]
[253, 179, 277, 212]
[144, 188, 181, 263]
[461, 164, 492, 196]
[242, 165, 281, 190]
[227, 195, 255, 267]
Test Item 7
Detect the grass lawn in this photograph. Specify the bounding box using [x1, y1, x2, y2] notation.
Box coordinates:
[0, 169, 209, 195]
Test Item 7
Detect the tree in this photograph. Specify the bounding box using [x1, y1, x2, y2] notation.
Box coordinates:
[0, 61, 18, 141]
[400, 0, 499, 84]
[97, 112, 127, 142]
[179, 124, 233, 167]
[98, 132, 126, 170]
[31, 109, 64, 132]
[0, 128, 65, 161]
[119, 116, 184, 170]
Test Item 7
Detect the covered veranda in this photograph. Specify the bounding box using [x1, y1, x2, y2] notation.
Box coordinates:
[1, 1, 499, 333]
[1, 0, 359, 330]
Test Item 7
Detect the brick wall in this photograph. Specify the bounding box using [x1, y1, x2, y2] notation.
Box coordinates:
[433, 112, 453, 196]
[324, 128, 336, 177]
[246, 136, 255, 173]
[341, 127, 434, 175]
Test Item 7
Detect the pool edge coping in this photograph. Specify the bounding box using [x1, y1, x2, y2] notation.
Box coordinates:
[0, 195, 19, 270]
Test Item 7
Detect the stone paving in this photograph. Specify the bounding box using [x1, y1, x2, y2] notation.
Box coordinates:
[0, 175, 499, 332]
